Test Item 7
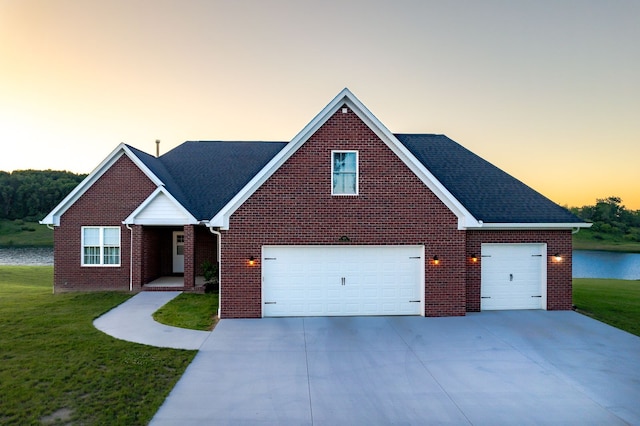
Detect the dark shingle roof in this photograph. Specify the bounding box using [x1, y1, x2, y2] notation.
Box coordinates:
[394, 134, 582, 223]
[131, 141, 287, 220]
[128, 135, 581, 225]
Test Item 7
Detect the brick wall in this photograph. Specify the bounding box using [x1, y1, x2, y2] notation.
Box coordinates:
[54, 155, 156, 292]
[195, 226, 218, 275]
[465, 230, 573, 311]
[220, 106, 466, 318]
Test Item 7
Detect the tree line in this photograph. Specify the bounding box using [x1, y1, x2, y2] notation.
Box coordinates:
[569, 196, 640, 242]
[0, 170, 87, 222]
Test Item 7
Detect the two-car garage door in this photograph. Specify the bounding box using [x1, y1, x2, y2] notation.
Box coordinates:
[481, 243, 546, 310]
[262, 245, 423, 317]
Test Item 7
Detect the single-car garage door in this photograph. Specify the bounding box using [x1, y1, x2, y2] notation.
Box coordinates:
[262, 245, 423, 317]
[481, 243, 546, 310]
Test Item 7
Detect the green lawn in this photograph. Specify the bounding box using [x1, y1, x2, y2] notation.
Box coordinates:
[573, 229, 640, 253]
[0, 219, 53, 247]
[573, 278, 640, 337]
[153, 292, 219, 331]
[0, 266, 196, 425]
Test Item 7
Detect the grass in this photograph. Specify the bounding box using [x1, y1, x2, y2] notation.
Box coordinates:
[573, 278, 640, 337]
[0, 219, 53, 247]
[0, 266, 196, 425]
[153, 292, 219, 331]
[573, 229, 640, 253]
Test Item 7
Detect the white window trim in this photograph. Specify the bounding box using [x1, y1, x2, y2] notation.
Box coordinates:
[81, 226, 121, 267]
[331, 150, 359, 196]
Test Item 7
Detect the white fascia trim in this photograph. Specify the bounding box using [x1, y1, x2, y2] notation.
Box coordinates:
[469, 222, 593, 230]
[123, 186, 198, 225]
[210, 88, 480, 230]
[40, 144, 164, 226]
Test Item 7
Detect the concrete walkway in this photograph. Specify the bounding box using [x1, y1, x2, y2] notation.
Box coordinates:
[93, 292, 211, 350]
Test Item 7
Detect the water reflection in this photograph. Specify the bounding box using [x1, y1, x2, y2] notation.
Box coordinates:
[0, 247, 54, 266]
[573, 250, 640, 280]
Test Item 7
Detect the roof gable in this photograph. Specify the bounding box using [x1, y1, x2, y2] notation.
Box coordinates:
[209, 88, 479, 230]
[40, 144, 164, 226]
[124, 187, 197, 225]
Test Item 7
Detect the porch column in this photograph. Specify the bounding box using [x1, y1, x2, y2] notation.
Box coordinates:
[183, 225, 195, 290]
[130, 225, 143, 290]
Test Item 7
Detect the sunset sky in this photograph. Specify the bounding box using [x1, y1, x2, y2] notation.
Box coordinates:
[1, 1, 638, 209]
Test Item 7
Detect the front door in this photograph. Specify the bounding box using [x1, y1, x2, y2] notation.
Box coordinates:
[172, 231, 185, 273]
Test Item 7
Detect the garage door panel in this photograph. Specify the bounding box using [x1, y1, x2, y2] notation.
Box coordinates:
[481, 244, 545, 311]
[263, 245, 423, 317]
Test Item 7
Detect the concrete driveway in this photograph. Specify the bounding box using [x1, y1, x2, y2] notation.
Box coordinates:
[151, 311, 640, 425]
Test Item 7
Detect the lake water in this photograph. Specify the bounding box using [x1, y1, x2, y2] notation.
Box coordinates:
[573, 250, 640, 280]
[0, 247, 54, 266]
[1, 247, 639, 280]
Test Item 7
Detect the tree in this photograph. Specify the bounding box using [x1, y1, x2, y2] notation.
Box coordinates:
[572, 196, 640, 242]
[0, 170, 86, 221]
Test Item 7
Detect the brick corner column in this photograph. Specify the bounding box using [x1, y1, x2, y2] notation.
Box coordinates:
[183, 225, 195, 289]
[130, 225, 143, 290]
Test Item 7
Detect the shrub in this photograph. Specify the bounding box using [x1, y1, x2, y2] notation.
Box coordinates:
[201, 260, 219, 294]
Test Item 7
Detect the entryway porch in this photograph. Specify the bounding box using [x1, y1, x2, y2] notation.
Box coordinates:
[143, 275, 207, 292]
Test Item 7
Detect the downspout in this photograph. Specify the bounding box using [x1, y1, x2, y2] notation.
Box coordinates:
[125, 223, 133, 292]
[208, 227, 222, 318]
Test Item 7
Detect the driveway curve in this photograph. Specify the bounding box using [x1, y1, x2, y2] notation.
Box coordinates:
[93, 291, 211, 350]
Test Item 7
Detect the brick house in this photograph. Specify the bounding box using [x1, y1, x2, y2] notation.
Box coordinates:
[41, 89, 589, 318]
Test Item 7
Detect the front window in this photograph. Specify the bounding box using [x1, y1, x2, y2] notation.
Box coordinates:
[332, 150, 358, 195]
[82, 226, 121, 266]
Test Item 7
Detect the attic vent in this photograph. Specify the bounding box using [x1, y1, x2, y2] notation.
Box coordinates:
[341, 107, 348, 114]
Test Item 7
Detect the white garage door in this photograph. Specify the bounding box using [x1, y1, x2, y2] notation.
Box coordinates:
[262, 245, 423, 317]
[481, 243, 546, 310]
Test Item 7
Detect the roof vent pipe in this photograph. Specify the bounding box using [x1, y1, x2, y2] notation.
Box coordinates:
[155, 139, 160, 157]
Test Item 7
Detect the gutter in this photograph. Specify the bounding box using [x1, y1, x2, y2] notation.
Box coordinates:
[464, 222, 593, 231]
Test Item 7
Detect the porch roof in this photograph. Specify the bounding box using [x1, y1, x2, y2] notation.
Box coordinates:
[130, 141, 288, 220]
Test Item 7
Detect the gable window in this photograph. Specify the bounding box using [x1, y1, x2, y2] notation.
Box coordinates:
[332, 150, 358, 195]
[82, 226, 121, 266]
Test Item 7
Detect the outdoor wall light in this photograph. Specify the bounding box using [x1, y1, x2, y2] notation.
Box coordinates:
[553, 253, 562, 262]
[248, 256, 256, 266]
[432, 255, 440, 265]
[471, 254, 478, 263]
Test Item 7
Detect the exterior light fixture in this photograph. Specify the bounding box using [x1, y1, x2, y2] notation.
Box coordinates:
[553, 253, 562, 262]
[432, 255, 440, 265]
[248, 256, 256, 266]
[471, 254, 478, 263]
